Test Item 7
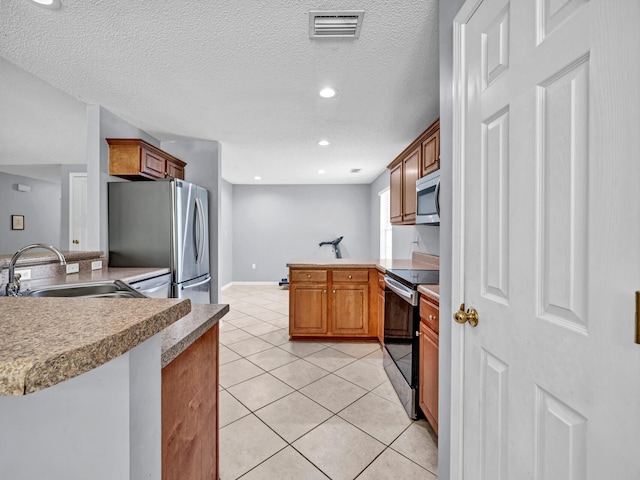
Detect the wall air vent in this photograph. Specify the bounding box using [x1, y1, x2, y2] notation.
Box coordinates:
[309, 10, 365, 39]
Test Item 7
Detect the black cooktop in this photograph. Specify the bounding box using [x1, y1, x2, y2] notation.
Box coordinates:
[386, 269, 439, 288]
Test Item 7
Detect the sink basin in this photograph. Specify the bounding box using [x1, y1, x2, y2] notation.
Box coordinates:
[24, 280, 147, 298]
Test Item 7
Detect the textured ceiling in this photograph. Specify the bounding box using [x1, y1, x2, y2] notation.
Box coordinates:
[0, 0, 439, 184]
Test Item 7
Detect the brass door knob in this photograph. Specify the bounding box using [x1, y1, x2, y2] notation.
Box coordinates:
[454, 303, 479, 327]
[72, 239, 79, 244]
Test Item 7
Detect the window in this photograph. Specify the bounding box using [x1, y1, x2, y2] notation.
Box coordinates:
[379, 188, 392, 259]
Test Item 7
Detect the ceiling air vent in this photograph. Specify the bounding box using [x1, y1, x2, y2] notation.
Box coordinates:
[309, 10, 365, 39]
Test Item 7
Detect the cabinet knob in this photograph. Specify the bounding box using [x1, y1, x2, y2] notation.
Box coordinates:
[307, 274, 311, 278]
[333, 290, 336, 294]
[415, 331, 420, 337]
[348, 275, 352, 279]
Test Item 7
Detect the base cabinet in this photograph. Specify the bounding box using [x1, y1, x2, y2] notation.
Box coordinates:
[289, 267, 378, 339]
[162, 324, 219, 480]
[419, 295, 439, 434]
[290, 284, 328, 334]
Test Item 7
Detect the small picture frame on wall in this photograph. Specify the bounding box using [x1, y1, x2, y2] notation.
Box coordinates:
[11, 215, 24, 231]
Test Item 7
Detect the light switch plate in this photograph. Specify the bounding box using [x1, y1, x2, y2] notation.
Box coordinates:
[66, 263, 80, 274]
[91, 261, 103, 270]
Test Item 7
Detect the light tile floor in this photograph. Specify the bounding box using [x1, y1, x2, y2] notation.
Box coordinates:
[219, 285, 438, 480]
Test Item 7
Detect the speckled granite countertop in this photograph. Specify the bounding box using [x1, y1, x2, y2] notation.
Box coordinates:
[17, 267, 171, 292]
[287, 253, 440, 272]
[161, 303, 229, 368]
[0, 297, 191, 396]
[418, 284, 440, 303]
[0, 251, 104, 268]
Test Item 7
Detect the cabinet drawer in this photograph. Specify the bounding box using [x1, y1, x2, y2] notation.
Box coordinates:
[332, 270, 369, 283]
[291, 270, 327, 283]
[420, 296, 439, 333]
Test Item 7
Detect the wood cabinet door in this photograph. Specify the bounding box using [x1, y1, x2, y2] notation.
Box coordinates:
[402, 147, 419, 222]
[143, 149, 167, 179]
[290, 285, 328, 335]
[166, 159, 185, 180]
[389, 163, 403, 223]
[421, 129, 440, 177]
[419, 321, 438, 435]
[331, 284, 369, 336]
[419, 296, 439, 334]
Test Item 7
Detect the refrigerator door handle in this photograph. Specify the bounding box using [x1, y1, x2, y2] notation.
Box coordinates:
[181, 274, 211, 290]
[195, 197, 206, 264]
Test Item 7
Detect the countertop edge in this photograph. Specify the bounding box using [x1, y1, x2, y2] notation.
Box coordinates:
[418, 284, 440, 303]
[1, 298, 191, 396]
[161, 303, 229, 368]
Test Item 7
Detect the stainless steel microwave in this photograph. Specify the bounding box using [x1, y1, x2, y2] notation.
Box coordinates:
[416, 170, 440, 225]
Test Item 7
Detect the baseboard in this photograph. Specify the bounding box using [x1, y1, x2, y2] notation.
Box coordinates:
[221, 282, 233, 291]
[224, 281, 279, 287]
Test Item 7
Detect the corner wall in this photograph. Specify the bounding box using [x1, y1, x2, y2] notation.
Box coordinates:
[220, 179, 233, 288]
[0, 172, 61, 253]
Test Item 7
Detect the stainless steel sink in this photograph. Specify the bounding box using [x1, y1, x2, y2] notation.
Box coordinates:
[24, 280, 147, 298]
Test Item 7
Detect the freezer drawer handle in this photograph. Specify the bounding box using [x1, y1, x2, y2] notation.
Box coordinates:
[138, 281, 170, 294]
[181, 275, 212, 290]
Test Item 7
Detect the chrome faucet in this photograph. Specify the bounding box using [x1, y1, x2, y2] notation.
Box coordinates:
[5, 244, 67, 297]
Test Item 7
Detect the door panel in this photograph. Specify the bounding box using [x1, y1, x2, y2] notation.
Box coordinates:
[454, 0, 640, 478]
[537, 56, 589, 333]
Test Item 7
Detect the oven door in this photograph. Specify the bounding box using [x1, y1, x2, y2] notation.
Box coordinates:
[383, 276, 420, 388]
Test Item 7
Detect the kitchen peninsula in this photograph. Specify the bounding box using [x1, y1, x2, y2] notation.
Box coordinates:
[0, 283, 227, 479]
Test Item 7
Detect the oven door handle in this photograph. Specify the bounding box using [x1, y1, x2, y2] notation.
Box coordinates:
[384, 276, 420, 306]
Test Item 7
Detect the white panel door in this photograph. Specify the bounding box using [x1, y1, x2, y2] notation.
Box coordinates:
[452, 1, 640, 478]
[69, 173, 87, 251]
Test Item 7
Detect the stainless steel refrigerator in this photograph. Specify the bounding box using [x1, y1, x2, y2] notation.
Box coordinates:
[108, 179, 211, 304]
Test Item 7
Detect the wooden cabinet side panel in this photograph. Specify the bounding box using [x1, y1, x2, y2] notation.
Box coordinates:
[402, 148, 419, 222]
[331, 285, 368, 335]
[162, 325, 218, 480]
[377, 272, 386, 344]
[108, 144, 143, 176]
[390, 163, 403, 223]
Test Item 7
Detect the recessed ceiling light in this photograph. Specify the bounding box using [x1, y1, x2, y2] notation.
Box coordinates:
[254, 176, 261, 180]
[28, 0, 62, 9]
[317, 169, 326, 174]
[318, 140, 329, 146]
[319, 87, 337, 98]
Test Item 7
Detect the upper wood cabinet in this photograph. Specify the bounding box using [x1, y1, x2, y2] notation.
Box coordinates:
[107, 138, 186, 181]
[387, 118, 440, 225]
[421, 123, 440, 177]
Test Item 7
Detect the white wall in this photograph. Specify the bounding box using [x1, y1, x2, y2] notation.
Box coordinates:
[369, 168, 440, 260]
[232, 184, 371, 282]
[220, 179, 233, 288]
[0, 172, 61, 253]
